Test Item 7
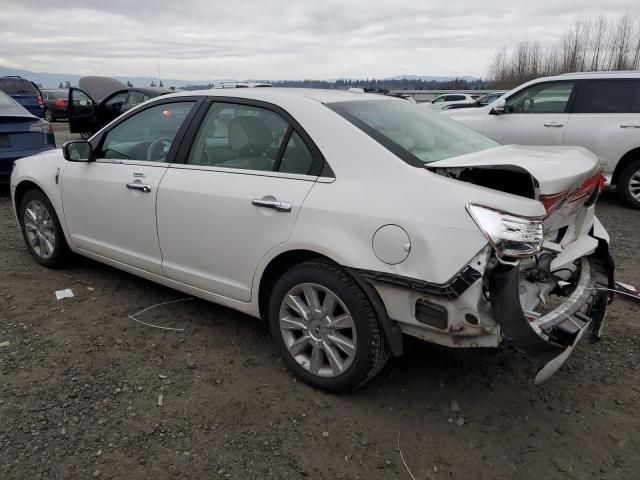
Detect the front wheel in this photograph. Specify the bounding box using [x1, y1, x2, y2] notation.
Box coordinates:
[268, 260, 390, 392]
[19, 190, 71, 268]
[617, 159, 640, 209]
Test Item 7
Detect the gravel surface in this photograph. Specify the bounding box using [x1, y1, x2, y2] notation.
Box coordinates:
[1, 124, 639, 479]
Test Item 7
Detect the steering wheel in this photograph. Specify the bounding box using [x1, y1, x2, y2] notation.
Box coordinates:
[146, 137, 173, 161]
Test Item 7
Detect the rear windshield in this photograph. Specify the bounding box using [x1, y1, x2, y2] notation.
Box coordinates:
[327, 99, 499, 165]
[0, 78, 38, 95]
[0, 91, 16, 107]
[44, 90, 68, 99]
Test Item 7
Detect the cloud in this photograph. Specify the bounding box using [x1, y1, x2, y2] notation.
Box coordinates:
[0, 0, 638, 80]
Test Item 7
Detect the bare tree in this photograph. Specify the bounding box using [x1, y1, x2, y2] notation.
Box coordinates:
[488, 14, 640, 88]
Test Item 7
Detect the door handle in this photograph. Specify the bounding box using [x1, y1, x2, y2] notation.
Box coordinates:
[543, 122, 564, 128]
[251, 198, 292, 212]
[620, 124, 640, 129]
[126, 182, 151, 193]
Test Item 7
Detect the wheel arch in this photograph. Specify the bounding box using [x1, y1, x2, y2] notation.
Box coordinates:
[612, 147, 640, 185]
[14, 180, 46, 213]
[256, 248, 404, 357]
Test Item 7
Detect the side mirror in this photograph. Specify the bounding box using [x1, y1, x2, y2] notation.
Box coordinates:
[490, 99, 506, 115]
[63, 141, 93, 162]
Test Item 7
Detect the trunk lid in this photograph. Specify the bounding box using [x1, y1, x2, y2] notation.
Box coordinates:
[429, 144, 600, 195]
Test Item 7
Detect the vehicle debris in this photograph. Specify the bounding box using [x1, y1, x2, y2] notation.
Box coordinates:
[55, 288, 74, 300]
[127, 298, 193, 331]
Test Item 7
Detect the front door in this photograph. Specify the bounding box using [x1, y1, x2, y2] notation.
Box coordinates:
[68, 87, 97, 135]
[61, 99, 199, 275]
[157, 101, 319, 301]
[483, 81, 575, 146]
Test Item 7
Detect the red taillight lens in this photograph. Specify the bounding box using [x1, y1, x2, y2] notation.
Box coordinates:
[37, 95, 43, 107]
[567, 170, 603, 204]
[540, 170, 603, 215]
[540, 192, 568, 214]
[54, 99, 68, 107]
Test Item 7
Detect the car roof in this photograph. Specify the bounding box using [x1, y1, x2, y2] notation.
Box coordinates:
[545, 71, 640, 81]
[132, 87, 175, 95]
[168, 87, 399, 104]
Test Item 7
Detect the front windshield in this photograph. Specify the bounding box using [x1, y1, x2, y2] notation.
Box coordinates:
[327, 99, 499, 165]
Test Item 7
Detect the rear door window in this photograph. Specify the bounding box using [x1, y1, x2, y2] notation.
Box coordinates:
[0, 78, 37, 95]
[573, 79, 640, 114]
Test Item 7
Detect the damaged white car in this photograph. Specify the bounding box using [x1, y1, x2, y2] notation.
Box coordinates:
[10, 89, 615, 392]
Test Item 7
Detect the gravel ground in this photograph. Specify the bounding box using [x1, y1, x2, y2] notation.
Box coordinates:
[1, 123, 639, 479]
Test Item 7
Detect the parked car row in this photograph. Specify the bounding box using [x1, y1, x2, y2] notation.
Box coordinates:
[10, 87, 614, 392]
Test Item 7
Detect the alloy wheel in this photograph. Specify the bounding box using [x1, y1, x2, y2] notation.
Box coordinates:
[23, 200, 56, 259]
[629, 169, 640, 202]
[278, 283, 357, 378]
[44, 109, 53, 122]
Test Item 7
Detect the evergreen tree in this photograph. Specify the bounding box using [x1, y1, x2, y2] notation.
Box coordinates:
[58, 82, 64, 89]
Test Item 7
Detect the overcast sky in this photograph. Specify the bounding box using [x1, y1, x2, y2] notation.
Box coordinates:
[0, 0, 638, 81]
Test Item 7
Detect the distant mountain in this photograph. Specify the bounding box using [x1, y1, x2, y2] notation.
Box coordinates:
[0, 66, 225, 89]
[385, 74, 481, 82]
[0, 66, 482, 89]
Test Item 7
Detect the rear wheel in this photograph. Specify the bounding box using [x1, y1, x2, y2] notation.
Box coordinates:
[19, 190, 71, 268]
[617, 159, 640, 209]
[44, 109, 54, 122]
[80, 132, 92, 140]
[268, 260, 390, 392]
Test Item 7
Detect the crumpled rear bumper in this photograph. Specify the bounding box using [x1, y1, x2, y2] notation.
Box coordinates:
[489, 240, 614, 383]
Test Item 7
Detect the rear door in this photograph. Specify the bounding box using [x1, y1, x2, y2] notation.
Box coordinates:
[68, 87, 98, 134]
[156, 99, 322, 301]
[61, 98, 199, 274]
[563, 78, 640, 175]
[483, 81, 575, 146]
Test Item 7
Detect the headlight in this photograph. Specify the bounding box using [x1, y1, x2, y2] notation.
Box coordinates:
[466, 204, 543, 259]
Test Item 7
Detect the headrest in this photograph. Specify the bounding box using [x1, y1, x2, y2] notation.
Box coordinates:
[228, 116, 273, 155]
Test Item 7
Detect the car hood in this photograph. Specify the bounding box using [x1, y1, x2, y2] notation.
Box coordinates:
[78, 76, 127, 103]
[429, 145, 600, 195]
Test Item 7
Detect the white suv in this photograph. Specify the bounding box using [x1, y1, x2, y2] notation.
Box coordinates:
[425, 93, 479, 110]
[444, 72, 640, 208]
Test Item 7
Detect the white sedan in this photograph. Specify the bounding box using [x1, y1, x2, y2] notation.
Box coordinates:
[10, 88, 615, 392]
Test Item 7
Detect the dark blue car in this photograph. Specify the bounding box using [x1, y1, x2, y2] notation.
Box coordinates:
[0, 91, 55, 182]
[0, 76, 44, 118]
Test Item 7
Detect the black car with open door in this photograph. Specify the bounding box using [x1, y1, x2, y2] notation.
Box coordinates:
[68, 76, 174, 138]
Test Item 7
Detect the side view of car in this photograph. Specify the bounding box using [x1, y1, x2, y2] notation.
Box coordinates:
[69, 76, 175, 138]
[442, 91, 506, 110]
[444, 72, 640, 208]
[11, 88, 614, 392]
[425, 93, 480, 110]
[0, 76, 44, 118]
[42, 89, 69, 122]
[0, 91, 55, 182]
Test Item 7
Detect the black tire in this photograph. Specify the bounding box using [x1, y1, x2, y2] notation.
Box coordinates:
[268, 260, 390, 393]
[617, 159, 640, 209]
[80, 132, 92, 140]
[44, 109, 54, 122]
[18, 190, 72, 269]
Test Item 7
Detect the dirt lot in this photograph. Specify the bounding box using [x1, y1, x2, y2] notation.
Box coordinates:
[1, 123, 639, 479]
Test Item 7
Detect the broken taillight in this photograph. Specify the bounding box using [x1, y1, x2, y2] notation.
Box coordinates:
[540, 170, 604, 215]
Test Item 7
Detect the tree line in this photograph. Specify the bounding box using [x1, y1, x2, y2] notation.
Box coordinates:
[489, 14, 640, 89]
[181, 77, 490, 91]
